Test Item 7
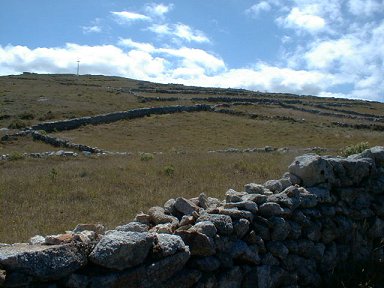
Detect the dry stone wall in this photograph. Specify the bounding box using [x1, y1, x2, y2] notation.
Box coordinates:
[1, 147, 384, 288]
[31, 104, 213, 133]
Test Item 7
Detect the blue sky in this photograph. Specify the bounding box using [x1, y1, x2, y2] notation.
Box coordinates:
[0, 0, 383, 102]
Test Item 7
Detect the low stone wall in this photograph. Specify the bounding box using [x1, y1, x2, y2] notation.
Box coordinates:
[31, 104, 213, 133]
[1, 147, 383, 287]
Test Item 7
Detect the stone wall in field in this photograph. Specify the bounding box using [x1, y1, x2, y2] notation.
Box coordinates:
[31, 104, 213, 132]
[1, 147, 384, 287]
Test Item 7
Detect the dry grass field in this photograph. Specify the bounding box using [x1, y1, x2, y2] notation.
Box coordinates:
[1, 73, 384, 244]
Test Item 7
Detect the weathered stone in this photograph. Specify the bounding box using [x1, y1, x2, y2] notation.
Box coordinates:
[163, 198, 177, 215]
[244, 183, 273, 195]
[267, 188, 300, 210]
[89, 231, 154, 270]
[306, 186, 332, 203]
[368, 217, 384, 239]
[230, 240, 260, 265]
[134, 212, 151, 225]
[115, 222, 149, 233]
[190, 256, 221, 272]
[153, 233, 187, 258]
[288, 154, 334, 187]
[148, 206, 179, 226]
[303, 220, 322, 241]
[175, 230, 215, 256]
[45, 233, 79, 245]
[0, 243, 87, 281]
[298, 188, 318, 208]
[287, 220, 302, 240]
[282, 255, 320, 286]
[217, 266, 243, 288]
[28, 235, 45, 245]
[174, 197, 199, 216]
[270, 217, 291, 241]
[197, 214, 233, 235]
[64, 273, 89, 288]
[225, 189, 247, 203]
[191, 221, 217, 238]
[160, 269, 201, 288]
[263, 179, 283, 193]
[266, 241, 289, 260]
[73, 223, 105, 235]
[253, 217, 271, 241]
[261, 252, 280, 266]
[224, 201, 258, 214]
[198, 193, 209, 209]
[149, 223, 174, 234]
[179, 215, 195, 226]
[213, 207, 254, 222]
[2, 271, 32, 287]
[243, 265, 294, 288]
[233, 219, 250, 239]
[241, 193, 268, 205]
[258, 202, 284, 217]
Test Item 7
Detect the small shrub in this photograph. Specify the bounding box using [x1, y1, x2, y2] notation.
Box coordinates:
[8, 119, 27, 129]
[50, 168, 58, 180]
[8, 152, 24, 161]
[342, 142, 369, 157]
[140, 153, 154, 161]
[18, 112, 35, 120]
[163, 165, 175, 176]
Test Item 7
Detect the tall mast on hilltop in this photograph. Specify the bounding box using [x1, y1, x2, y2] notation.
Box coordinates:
[76, 60, 80, 76]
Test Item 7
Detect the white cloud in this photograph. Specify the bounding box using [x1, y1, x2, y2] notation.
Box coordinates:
[304, 38, 356, 70]
[0, 44, 166, 80]
[246, 2, 271, 16]
[117, 38, 155, 53]
[82, 25, 102, 34]
[278, 6, 326, 33]
[157, 47, 225, 73]
[149, 23, 210, 43]
[111, 11, 150, 23]
[145, 3, 173, 17]
[348, 0, 384, 17]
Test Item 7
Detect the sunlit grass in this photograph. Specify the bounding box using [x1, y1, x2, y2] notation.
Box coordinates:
[0, 151, 296, 243]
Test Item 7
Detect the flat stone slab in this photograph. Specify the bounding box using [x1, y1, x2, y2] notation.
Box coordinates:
[0, 243, 88, 281]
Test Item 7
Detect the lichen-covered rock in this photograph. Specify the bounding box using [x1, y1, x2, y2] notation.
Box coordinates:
[115, 222, 149, 233]
[89, 231, 154, 270]
[244, 183, 273, 195]
[174, 197, 199, 216]
[191, 221, 217, 238]
[224, 201, 258, 214]
[263, 179, 283, 193]
[28, 235, 45, 245]
[73, 223, 105, 235]
[230, 240, 260, 265]
[233, 219, 250, 239]
[148, 206, 179, 226]
[175, 230, 215, 256]
[153, 234, 188, 259]
[288, 154, 334, 187]
[0, 243, 88, 281]
[225, 189, 247, 203]
[270, 217, 291, 241]
[258, 202, 284, 217]
[197, 214, 233, 235]
[267, 187, 300, 210]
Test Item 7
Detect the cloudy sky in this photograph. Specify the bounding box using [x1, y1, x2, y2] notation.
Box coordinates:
[0, 0, 383, 101]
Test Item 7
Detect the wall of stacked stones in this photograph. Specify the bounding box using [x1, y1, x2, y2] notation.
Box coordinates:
[1, 147, 384, 288]
[30, 104, 213, 132]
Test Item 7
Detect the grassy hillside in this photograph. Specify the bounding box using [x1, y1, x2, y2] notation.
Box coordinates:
[0, 73, 383, 243]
